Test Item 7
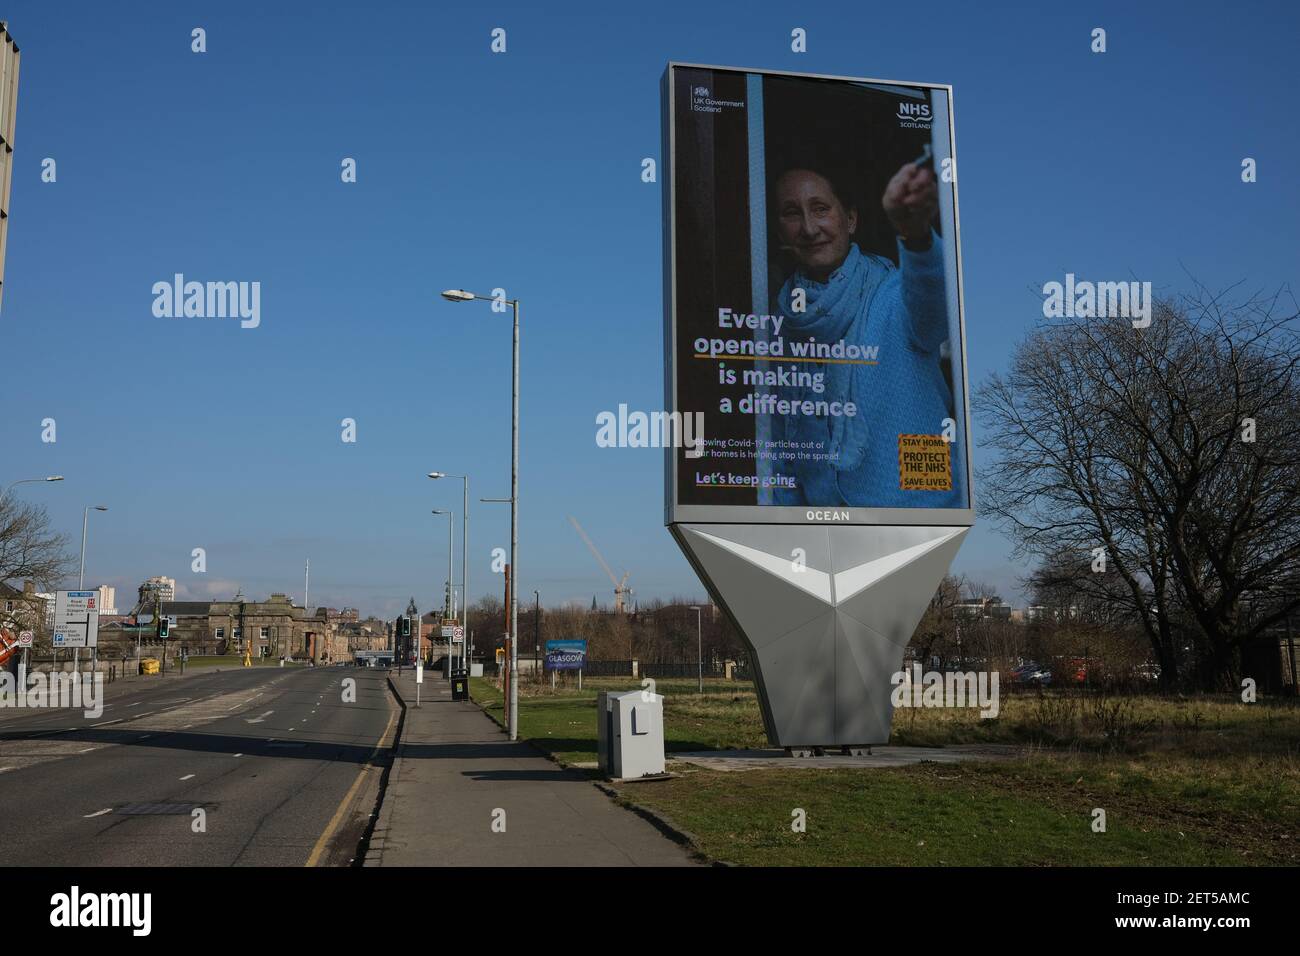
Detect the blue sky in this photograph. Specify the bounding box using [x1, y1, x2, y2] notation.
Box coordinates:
[2, 0, 1296, 619]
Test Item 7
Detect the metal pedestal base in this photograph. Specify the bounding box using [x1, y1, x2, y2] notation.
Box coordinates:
[672, 523, 968, 749]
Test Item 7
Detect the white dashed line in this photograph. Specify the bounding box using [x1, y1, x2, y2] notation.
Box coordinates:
[78, 747, 95, 754]
[233, 753, 243, 758]
[91, 719, 123, 727]
[83, 808, 112, 818]
[0, 767, 15, 774]
[180, 774, 195, 781]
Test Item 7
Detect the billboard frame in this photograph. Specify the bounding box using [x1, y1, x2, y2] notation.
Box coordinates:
[662, 61, 976, 529]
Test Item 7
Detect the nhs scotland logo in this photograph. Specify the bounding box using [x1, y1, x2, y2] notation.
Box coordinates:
[896, 101, 932, 129]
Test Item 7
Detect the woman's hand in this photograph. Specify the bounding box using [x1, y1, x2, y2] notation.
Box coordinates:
[882, 162, 939, 245]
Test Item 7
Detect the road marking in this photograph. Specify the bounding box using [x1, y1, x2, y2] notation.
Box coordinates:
[92, 719, 123, 727]
[233, 753, 242, 757]
[83, 808, 112, 818]
[245, 710, 274, 724]
[306, 701, 398, 868]
[180, 774, 195, 781]
[127, 702, 142, 707]
[78, 747, 96, 754]
[0, 767, 15, 774]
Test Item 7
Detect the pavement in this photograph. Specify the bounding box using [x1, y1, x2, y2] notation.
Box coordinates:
[0, 665, 396, 865]
[366, 670, 699, 866]
[667, 744, 1023, 772]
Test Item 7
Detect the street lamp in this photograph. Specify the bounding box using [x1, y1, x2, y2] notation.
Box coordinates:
[689, 606, 703, 694]
[0, 474, 63, 506]
[79, 505, 107, 590]
[78, 505, 107, 674]
[432, 509, 454, 679]
[443, 289, 520, 741]
[429, 471, 469, 677]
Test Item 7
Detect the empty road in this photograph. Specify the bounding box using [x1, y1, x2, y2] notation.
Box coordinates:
[0, 664, 396, 865]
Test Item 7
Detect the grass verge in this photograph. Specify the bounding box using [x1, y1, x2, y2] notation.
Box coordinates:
[468, 674, 1300, 866]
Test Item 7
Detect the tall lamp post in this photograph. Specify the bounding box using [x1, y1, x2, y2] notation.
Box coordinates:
[533, 589, 540, 676]
[442, 288, 520, 742]
[432, 509, 453, 678]
[689, 606, 703, 694]
[429, 472, 469, 677]
[78, 505, 107, 674]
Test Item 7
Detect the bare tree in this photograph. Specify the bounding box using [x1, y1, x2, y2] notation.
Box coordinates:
[976, 284, 1300, 690]
[0, 496, 74, 595]
[910, 573, 964, 666]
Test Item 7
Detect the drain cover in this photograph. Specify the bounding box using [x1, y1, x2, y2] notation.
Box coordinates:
[117, 802, 208, 815]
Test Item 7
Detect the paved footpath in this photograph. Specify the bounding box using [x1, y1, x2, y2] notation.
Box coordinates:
[366, 671, 698, 866]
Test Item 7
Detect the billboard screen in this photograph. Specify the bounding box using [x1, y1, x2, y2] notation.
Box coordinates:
[663, 64, 974, 526]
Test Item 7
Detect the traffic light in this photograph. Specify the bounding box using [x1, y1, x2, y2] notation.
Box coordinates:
[159, 618, 170, 639]
[400, 616, 411, 637]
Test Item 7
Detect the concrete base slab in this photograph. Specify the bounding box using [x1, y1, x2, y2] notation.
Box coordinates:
[667, 744, 1022, 772]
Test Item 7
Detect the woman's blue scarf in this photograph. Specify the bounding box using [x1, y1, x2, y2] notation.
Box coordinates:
[777, 243, 892, 472]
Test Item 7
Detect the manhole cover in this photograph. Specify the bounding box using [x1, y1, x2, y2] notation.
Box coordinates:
[117, 802, 208, 815]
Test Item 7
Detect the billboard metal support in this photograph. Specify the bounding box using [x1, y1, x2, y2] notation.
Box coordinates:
[672, 523, 968, 747]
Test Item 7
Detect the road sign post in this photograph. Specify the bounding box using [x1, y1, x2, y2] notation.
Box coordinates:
[17, 630, 33, 686]
[53, 592, 100, 673]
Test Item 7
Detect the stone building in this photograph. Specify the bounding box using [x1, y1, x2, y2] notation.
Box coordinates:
[139, 592, 348, 663]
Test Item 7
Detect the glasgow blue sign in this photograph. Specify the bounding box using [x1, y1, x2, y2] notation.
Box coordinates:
[544, 639, 587, 671]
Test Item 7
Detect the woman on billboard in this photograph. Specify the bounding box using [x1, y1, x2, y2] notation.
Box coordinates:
[769, 158, 964, 509]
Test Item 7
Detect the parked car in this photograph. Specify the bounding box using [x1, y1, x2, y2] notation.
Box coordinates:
[1009, 660, 1052, 687]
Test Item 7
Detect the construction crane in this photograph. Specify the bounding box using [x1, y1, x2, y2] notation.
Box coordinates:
[568, 516, 631, 614]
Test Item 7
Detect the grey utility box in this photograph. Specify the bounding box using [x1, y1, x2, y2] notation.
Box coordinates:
[598, 689, 665, 779]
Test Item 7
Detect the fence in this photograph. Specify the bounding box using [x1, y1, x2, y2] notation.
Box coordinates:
[579, 659, 634, 677]
[576, 660, 751, 680]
